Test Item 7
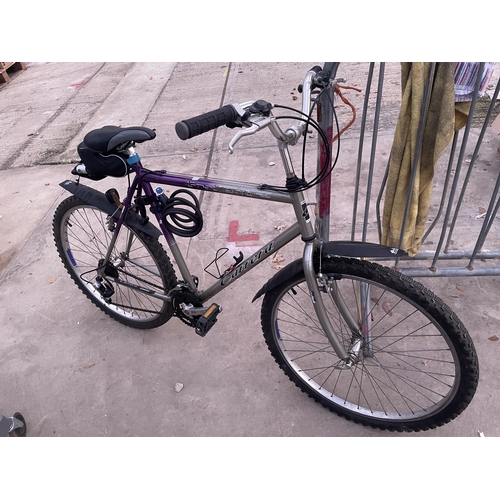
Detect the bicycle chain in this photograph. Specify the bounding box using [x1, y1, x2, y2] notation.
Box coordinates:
[80, 262, 170, 316]
[110, 265, 167, 293]
[85, 263, 201, 327]
[107, 290, 202, 327]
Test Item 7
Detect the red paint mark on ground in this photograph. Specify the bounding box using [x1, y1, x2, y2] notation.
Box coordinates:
[227, 220, 259, 243]
[69, 77, 90, 89]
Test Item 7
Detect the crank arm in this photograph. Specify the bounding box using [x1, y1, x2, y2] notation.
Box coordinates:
[179, 303, 212, 317]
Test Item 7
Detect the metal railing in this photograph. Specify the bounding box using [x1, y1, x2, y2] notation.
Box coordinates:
[319, 62, 500, 277]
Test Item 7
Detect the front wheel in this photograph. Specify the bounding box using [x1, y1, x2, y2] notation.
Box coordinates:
[261, 256, 479, 432]
[53, 196, 178, 329]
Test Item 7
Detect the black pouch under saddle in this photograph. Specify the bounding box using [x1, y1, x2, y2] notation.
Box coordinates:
[75, 125, 156, 180]
[76, 142, 130, 180]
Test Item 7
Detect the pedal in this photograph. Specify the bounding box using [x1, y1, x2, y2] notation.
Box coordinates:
[195, 303, 221, 337]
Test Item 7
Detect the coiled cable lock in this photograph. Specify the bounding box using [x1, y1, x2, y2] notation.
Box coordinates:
[154, 188, 203, 237]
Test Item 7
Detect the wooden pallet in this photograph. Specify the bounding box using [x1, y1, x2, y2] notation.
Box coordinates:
[0, 62, 26, 84]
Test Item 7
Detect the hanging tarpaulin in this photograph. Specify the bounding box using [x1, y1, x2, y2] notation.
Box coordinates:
[381, 62, 494, 257]
[382, 63, 455, 256]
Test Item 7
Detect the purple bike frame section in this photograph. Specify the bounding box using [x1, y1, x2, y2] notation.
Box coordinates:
[127, 161, 294, 247]
[130, 164, 294, 204]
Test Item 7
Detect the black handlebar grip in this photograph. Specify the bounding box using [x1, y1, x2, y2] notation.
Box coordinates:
[175, 104, 239, 140]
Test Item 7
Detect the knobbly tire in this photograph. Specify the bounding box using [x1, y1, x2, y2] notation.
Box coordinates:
[53, 196, 178, 329]
[261, 256, 479, 432]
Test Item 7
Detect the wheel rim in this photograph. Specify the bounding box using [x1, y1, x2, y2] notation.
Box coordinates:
[271, 274, 461, 423]
[59, 204, 168, 322]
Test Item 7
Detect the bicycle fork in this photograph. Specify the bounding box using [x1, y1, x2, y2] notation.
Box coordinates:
[282, 166, 362, 364]
[302, 243, 352, 362]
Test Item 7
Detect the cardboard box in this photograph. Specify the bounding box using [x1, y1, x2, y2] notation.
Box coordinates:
[493, 114, 500, 152]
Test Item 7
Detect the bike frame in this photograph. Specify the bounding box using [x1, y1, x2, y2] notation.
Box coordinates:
[109, 166, 348, 359]
[120, 163, 310, 301]
[97, 67, 351, 360]
[124, 161, 309, 302]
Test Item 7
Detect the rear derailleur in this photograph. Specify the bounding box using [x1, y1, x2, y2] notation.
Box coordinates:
[92, 258, 118, 300]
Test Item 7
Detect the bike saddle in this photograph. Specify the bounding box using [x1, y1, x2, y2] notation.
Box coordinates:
[83, 125, 156, 153]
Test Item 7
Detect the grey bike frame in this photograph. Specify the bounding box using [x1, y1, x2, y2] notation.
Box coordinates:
[124, 163, 309, 294]
[105, 66, 351, 360]
[120, 166, 348, 360]
[124, 166, 299, 291]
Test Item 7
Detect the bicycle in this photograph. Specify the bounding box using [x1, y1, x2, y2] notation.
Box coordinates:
[53, 63, 479, 432]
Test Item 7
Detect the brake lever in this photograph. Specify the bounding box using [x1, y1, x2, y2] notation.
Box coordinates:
[228, 116, 271, 154]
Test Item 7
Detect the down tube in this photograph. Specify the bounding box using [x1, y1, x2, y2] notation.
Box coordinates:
[198, 223, 302, 303]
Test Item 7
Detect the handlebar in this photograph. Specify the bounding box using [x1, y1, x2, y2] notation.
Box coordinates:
[175, 104, 241, 140]
[174, 63, 338, 143]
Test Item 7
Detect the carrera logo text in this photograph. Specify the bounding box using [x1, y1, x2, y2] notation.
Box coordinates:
[220, 242, 275, 286]
[301, 201, 310, 221]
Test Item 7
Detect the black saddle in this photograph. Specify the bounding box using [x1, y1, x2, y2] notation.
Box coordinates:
[83, 125, 156, 153]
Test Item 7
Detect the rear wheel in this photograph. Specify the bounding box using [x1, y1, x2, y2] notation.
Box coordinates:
[261, 256, 479, 432]
[53, 196, 177, 329]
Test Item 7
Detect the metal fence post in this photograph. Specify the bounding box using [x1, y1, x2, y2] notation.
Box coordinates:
[316, 63, 339, 243]
[316, 84, 335, 243]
